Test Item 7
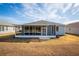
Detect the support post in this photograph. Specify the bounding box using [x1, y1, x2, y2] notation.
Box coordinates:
[24, 25, 25, 35]
[46, 26, 47, 36]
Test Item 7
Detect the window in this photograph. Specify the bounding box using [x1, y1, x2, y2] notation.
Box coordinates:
[25, 26, 29, 32]
[2, 26, 4, 31]
[69, 28, 71, 31]
[25, 26, 29, 30]
[30, 26, 32, 32]
[56, 26, 59, 32]
[36, 26, 41, 32]
[6, 26, 8, 30]
[0, 26, 1, 31]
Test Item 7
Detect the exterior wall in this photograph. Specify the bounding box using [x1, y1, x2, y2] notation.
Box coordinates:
[56, 26, 65, 35]
[0, 26, 15, 35]
[66, 26, 79, 35]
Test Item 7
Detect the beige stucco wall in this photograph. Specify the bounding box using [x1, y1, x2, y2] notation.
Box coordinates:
[66, 26, 79, 35]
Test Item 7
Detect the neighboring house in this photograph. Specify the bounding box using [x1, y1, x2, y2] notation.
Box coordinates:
[66, 22, 79, 35]
[0, 21, 15, 35]
[15, 20, 65, 39]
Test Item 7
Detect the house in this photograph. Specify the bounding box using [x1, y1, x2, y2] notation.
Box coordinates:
[66, 22, 79, 35]
[15, 20, 65, 39]
[0, 21, 15, 35]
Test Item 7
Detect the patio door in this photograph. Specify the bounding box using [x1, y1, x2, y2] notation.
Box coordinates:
[41, 26, 47, 36]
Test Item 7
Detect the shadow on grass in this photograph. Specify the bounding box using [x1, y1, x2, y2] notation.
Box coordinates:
[0, 34, 65, 43]
[0, 35, 49, 43]
[66, 33, 79, 36]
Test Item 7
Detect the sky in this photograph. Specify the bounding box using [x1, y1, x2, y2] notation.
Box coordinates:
[0, 3, 79, 24]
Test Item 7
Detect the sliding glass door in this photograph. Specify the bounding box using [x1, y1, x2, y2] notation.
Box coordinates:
[41, 26, 47, 36]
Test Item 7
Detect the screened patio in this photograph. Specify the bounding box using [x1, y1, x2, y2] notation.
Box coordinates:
[14, 20, 64, 39]
[15, 25, 58, 36]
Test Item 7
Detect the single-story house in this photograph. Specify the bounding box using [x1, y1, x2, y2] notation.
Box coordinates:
[66, 22, 79, 35]
[15, 20, 65, 39]
[0, 21, 15, 35]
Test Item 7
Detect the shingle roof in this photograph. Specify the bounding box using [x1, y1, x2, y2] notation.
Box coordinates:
[23, 20, 64, 26]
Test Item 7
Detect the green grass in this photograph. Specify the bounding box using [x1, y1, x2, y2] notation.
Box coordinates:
[0, 35, 10, 38]
[0, 32, 15, 38]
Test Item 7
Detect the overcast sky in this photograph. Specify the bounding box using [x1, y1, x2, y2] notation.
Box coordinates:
[0, 3, 79, 24]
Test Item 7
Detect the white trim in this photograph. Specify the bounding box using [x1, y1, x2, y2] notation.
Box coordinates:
[15, 35, 56, 39]
[46, 26, 47, 36]
[41, 26, 42, 36]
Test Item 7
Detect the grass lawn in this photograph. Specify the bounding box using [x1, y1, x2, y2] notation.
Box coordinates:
[0, 34, 79, 56]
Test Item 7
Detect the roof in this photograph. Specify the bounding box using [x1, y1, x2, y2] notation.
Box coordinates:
[23, 20, 64, 26]
[0, 20, 14, 26]
[67, 22, 79, 27]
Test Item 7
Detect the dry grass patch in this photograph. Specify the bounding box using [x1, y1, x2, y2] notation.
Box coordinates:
[43, 34, 79, 45]
[0, 34, 79, 56]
